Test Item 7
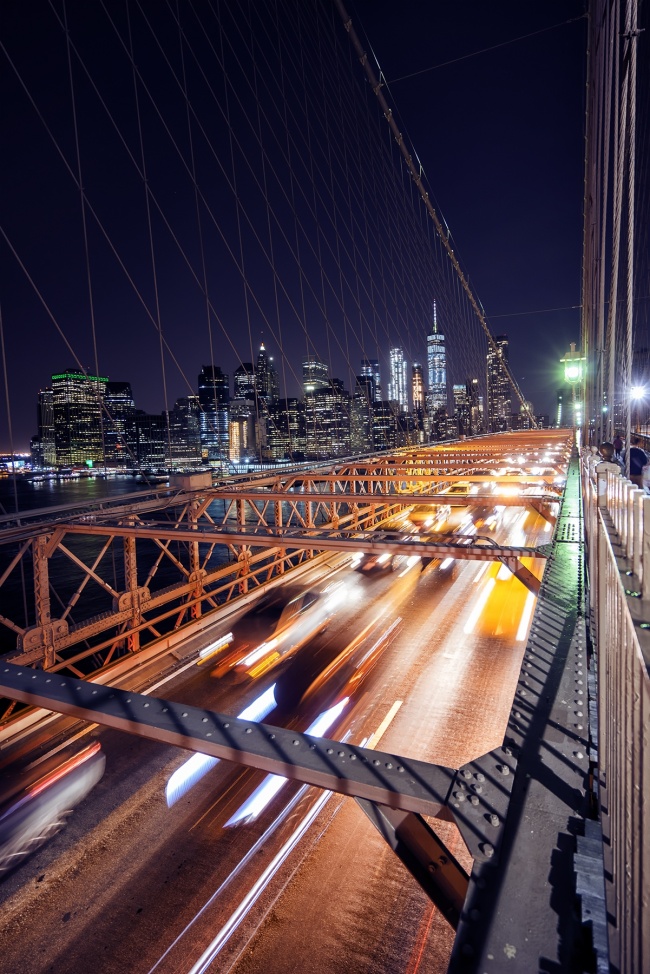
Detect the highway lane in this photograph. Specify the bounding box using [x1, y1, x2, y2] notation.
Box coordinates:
[0, 503, 550, 974]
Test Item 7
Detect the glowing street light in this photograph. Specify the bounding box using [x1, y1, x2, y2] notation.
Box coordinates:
[560, 342, 586, 385]
[631, 385, 646, 400]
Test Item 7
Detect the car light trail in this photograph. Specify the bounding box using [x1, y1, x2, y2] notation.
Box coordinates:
[439, 557, 454, 570]
[397, 555, 421, 577]
[187, 787, 333, 974]
[165, 684, 278, 807]
[463, 577, 496, 634]
[182, 700, 403, 972]
[197, 633, 233, 664]
[148, 783, 320, 974]
[224, 698, 350, 827]
[516, 591, 537, 641]
[473, 562, 490, 583]
[241, 637, 280, 668]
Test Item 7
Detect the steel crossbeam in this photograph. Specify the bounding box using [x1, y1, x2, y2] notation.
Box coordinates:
[0, 661, 517, 923]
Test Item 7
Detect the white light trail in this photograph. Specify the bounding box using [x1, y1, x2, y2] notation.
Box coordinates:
[463, 577, 496, 634]
[241, 637, 279, 668]
[473, 562, 490, 583]
[440, 557, 454, 570]
[197, 633, 233, 663]
[185, 697, 404, 972]
[224, 698, 350, 827]
[165, 684, 277, 807]
[397, 555, 420, 577]
[516, 591, 537, 642]
[187, 788, 333, 974]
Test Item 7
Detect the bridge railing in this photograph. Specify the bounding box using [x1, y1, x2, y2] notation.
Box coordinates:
[581, 453, 650, 973]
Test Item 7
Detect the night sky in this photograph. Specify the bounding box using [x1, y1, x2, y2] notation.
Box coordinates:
[1, 0, 587, 451]
[350, 0, 587, 409]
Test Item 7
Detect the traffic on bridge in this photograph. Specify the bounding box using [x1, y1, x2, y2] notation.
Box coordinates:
[0, 432, 571, 973]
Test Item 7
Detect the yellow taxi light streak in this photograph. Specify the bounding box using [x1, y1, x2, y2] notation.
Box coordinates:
[197, 633, 233, 664]
[463, 577, 497, 634]
[242, 637, 280, 668]
[516, 591, 537, 642]
[248, 650, 281, 680]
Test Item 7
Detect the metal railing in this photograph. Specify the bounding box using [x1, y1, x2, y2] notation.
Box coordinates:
[581, 453, 650, 973]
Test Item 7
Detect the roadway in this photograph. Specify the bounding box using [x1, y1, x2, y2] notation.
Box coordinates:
[0, 501, 550, 974]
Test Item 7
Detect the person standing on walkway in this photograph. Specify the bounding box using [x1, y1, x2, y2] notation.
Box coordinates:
[628, 436, 648, 488]
[613, 431, 624, 462]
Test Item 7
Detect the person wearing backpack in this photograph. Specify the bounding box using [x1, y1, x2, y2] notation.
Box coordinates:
[628, 436, 648, 487]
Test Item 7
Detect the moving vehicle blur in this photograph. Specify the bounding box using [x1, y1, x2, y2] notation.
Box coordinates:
[209, 583, 346, 680]
[0, 742, 105, 878]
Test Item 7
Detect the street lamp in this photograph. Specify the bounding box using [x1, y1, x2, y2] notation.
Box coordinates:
[630, 385, 647, 433]
[560, 343, 586, 438]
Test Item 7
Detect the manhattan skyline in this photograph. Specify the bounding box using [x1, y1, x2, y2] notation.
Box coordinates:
[1, 2, 586, 452]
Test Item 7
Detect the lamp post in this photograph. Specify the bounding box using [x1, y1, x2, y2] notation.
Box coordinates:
[560, 343, 586, 444]
[630, 385, 646, 434]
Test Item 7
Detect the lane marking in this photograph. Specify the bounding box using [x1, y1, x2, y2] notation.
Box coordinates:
[365, 699, 403, 750]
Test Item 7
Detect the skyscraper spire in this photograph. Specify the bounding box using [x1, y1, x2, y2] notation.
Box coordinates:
[432, 300, 438, 335]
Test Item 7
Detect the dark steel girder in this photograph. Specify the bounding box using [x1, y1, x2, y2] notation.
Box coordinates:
[0, 662, 516, 867]
[58, 522, 547, 564]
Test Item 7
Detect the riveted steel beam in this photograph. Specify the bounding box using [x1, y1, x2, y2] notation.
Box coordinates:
[58, 522, 547, 564]
[0, 662, 455, 816]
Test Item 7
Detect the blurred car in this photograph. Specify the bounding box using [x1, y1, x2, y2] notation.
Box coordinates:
[0, 741, 105, 878]
[355, 551, 398, 573]
[225, 583, 345, 680]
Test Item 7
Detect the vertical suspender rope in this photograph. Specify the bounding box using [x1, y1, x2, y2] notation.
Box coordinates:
[126, 4, 172, 470]
[624, 0, 638, 475]
[333, 0, 537, 430]
[63, 0, 107, 473]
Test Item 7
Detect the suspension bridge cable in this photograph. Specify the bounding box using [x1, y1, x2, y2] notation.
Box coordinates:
[334, 0, 537, 429]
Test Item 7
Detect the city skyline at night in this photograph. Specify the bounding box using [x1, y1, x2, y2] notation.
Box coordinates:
[1, 2, 587, 454]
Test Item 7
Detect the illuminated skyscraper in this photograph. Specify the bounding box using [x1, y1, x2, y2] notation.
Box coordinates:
[198, 365, 229, 460]
[170, 396, 201, 467]
[234, 363, 256, 400]
[51, 369, 107, 467]
[411, 363, 424, 412]
[104, 381, 136, 468]
[426, 301, 447, 414]
[302, 357, 329, 394]
[255, 343, 279, 405]
[453, 383, 472, 436]
[36, 388, 56, 467]
[388, 347, 408, 413]
[468, 378, 483, 435]
[360, 358, 381, 402]
[486, 336, 512, 432]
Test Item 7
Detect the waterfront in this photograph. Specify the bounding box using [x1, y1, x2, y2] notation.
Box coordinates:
[0, 474, 232, 659]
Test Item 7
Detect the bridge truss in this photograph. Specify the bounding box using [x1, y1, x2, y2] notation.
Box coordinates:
[0, 436, 566, 679]
[0, 443, 604, 972]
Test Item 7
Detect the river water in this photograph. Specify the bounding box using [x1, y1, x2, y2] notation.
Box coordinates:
[0, 474, 232, 657]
